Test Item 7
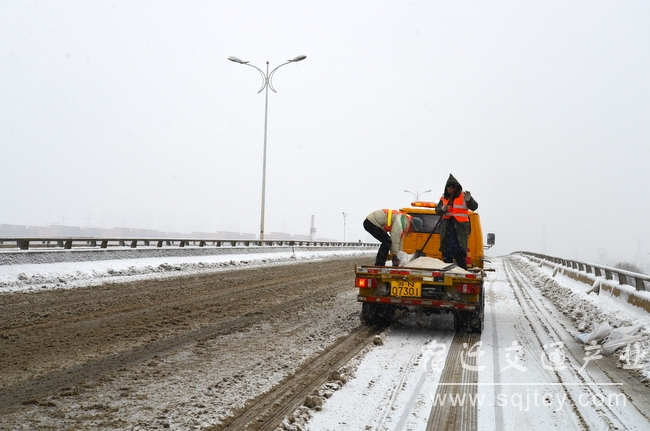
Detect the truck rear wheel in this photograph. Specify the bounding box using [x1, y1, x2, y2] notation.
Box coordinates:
[361, 303, 394, 326]
[454, 293, 484, 333]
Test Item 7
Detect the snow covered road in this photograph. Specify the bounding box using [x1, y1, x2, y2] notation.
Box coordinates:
[1, 250, 649, 430]
[302, 256, 650, 430]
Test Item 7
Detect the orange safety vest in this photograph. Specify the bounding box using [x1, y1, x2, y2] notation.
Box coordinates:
[441, 195, 469, 222]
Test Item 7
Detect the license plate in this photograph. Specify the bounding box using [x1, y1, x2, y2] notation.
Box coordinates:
[390, 280, 421, 297]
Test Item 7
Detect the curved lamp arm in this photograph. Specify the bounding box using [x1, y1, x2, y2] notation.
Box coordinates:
[228, 55, 307, 94]
[268, 55, 307, 92]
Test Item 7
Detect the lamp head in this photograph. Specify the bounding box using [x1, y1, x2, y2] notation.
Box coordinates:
[228, 56, 249, 64]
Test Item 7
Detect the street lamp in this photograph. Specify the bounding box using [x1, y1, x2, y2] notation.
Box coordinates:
[404, 189, 432, 201]
[342, 212, 347, 242]
[228, 55, 307, 240]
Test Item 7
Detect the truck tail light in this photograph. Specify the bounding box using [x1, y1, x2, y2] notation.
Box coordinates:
[355, 278, 378, 288]
[456, 283, 481, 294]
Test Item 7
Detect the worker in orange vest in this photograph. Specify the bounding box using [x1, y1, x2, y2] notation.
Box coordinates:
[435, 174, 478, 269]
[363, 209, 422, 266]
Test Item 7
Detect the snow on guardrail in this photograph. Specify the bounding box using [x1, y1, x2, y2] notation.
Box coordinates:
[514, 251, 650, 314]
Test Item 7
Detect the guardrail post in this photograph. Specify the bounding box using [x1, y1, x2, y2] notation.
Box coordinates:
[618, 272, 627, 286]
[634, 277, 646, 291]
[18, 240, 29, 250]
[604, 269, 613, 280]
[64, 240, 72, 249]
[101, 240, 108, 248]
[130, 240, 137, 248]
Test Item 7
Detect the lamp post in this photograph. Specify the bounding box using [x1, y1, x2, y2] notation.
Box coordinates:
[228, 55, 307, 240]
[342, 212, 347, 242]
[404, 189, 432, 201]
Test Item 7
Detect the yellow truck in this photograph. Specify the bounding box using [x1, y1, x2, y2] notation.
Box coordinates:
[354, 201, 494, 332]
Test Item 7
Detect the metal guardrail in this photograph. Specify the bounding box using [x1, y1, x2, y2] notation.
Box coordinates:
[0, 237, 376, 251]
[514, 251, 650, 292]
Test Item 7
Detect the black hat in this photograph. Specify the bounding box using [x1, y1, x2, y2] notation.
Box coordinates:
[445, 173, 462, 190]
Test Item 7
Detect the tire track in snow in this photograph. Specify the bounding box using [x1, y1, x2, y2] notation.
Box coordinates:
[377, 339, 427, 430]
[426, 331, 481, 431]
[504, 258, 629, 430]
[486, 265, 506, 430]
[376, 331, 433, 430]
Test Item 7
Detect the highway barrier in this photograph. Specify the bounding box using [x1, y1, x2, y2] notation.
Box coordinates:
[0, 237, 375, 251]
[514, 251, 650, 313]
[0, 237, 376, 266]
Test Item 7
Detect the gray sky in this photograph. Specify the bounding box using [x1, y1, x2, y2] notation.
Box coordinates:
[1, 1, 649, 265]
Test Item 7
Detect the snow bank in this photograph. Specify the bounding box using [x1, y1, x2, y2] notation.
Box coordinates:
[0, 249, 375, 294]
[513, 255, 650, 381]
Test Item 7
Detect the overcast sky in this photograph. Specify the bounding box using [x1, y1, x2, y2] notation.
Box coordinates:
[1, 1, 649, 266]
